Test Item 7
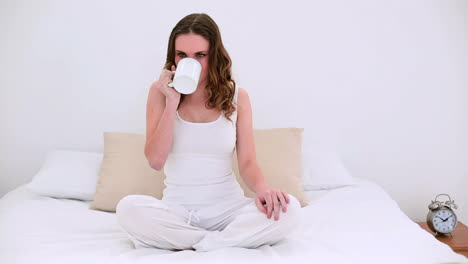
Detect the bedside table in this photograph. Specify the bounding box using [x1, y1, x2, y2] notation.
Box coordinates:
[417, 221, 468, 257]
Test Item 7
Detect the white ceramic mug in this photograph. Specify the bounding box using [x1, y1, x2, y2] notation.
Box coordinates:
[167, 58, 202, 94]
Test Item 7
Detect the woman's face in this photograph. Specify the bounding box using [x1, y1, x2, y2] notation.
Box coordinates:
[174, 33, 210, 86]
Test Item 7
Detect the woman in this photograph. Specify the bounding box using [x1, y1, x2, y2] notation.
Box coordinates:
[116, 13, 301, 252]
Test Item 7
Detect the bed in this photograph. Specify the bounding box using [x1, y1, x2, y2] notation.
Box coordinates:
[0, 177, 466, 264]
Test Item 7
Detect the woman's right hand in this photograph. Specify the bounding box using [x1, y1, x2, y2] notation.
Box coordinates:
[155, 65, 180, 105]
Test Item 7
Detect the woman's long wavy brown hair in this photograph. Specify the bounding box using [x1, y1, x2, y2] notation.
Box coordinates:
[164, 13, 237, 122]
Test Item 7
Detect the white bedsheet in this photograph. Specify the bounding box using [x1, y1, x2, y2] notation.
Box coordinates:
[0, 178, 466, 264]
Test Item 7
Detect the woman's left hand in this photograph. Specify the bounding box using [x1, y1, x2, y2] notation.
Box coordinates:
[254, 186, 290, 221]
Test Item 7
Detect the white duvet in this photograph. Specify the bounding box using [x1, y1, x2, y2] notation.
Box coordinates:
[0, 178, 466, 264]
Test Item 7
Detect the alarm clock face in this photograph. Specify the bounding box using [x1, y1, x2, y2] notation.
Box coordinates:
[432, 209, 457, 233]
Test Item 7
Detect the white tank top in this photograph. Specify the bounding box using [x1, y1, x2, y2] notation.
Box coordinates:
[162, 86, 246, 208]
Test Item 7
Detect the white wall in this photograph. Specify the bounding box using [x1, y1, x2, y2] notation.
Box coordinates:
[1, 0, 467, 223]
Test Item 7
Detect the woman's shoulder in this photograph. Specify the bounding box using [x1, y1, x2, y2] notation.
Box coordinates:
[235, 87, 252, 110]
[236, 87, 249, 102]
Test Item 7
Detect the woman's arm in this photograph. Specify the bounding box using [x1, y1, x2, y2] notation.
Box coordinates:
[235, 88, 290, 220]
[144, 81, 178, 171]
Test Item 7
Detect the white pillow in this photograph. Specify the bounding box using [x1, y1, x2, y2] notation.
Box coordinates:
[301, 136, 354, 190]
[26, 149, 103, 200]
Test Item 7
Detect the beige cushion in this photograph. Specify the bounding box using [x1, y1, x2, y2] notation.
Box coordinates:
[90, 128, 307, 212]
[89, 132, 166, 212]
[232, 127, 307, 207]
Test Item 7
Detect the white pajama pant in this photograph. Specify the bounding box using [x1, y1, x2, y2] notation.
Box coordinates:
[115, 194, 301, 251]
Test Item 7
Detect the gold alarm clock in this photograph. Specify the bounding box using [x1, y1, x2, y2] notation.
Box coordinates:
[427, 194, 458, 236]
